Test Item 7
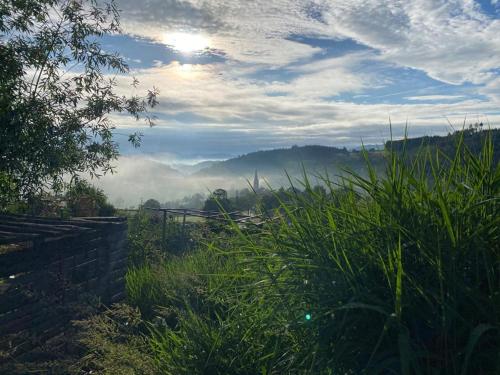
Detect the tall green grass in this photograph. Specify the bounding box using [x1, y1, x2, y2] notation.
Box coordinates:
[119, 132, 499, 374]
[230, 133, 499, 373]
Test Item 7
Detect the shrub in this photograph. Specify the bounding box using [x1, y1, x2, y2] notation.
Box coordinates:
[66, 180, 115, 217]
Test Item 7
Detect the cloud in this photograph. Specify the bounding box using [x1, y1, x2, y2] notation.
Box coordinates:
[105, 55, 500, 161]
[405, 95, 467, 101]
[479, 76, 500, 103]
[111, 0, 500, 96]
[114, 0, 500, 82]
[115, 0, 325, 66]
[115, 0, 224, 33]
[116, 60, 498, 124]
[102, 0, 500, 162]
[318, 1, 500, 85]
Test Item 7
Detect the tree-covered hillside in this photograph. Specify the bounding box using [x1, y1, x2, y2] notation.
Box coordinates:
[195, 145, 385, 180]
[387, 127, 500, 161]
[194, 128, 499, 183]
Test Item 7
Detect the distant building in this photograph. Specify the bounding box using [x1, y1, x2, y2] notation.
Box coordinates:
[253, 170, 259, 191]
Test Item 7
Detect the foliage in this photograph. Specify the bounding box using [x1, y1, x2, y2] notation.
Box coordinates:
[203, 189, 233, 213]
[163, 193, 206, 210]
[126, 248, 229, 320]
[223, 185, 328, 215]
[66, 179, 115, 216]
[143, 199, 161, 209]
[126, 207, 166, 267]
[196, 144, 374, 178]
[0, 0, 158, 205]
[0, 172, 17, 208]
[224, 132, 500, 374]
[232, 188, 257, 213]
[386, 127, 499, 162]
[126, 208, 213, 266]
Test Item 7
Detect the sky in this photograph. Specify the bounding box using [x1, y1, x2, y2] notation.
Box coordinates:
[102, 0, 500, 162]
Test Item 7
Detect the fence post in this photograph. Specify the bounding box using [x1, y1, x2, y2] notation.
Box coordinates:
[162, 209, 167, 251]
[182, 209, 187, 249]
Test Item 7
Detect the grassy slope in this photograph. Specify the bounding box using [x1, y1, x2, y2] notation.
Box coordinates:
[78, 131, 499, 374]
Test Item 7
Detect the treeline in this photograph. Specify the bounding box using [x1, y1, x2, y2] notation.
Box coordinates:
[387, 125, 499, 161]
[195, 144, 384, 177]
[202, 185, 329, 214]
[3, 179, 116, 218]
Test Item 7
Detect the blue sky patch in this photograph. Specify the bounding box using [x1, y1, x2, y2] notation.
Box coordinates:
[286, 35, 371, 58]
[101, 34, 225, 69]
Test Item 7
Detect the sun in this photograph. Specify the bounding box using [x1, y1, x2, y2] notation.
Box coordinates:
[163, 32, 210, 53]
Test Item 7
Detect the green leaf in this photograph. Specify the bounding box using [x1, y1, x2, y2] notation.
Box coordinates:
[461, 324, 496, 375]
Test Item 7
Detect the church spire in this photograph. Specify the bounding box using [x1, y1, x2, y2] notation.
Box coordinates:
[253, 170, 259, 191]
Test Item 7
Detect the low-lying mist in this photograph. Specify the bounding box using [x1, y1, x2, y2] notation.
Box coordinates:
[87, 155, 285, 207]
[86, 142, 392, 207]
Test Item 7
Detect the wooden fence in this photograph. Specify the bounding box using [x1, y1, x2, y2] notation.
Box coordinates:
[0, 214, 128, 363]
[146, 208, 263, 249]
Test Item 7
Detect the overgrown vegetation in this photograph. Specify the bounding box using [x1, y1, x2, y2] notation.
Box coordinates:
[75, 131, 499, 374]
[66, 180, 116, 217]
[125, 206, 216, 266]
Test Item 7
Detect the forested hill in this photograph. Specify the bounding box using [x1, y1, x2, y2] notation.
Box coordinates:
[194, 145, 386, 179]
[194, 129, 499, 181]
[386, 128, 500, 160]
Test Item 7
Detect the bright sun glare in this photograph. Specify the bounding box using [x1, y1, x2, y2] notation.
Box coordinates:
[163, 32, 210, 53]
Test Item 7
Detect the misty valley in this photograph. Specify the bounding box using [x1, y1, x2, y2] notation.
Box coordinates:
[97, 143, 385, 208]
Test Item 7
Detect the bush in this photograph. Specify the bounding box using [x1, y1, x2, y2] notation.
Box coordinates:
[66, 180, 115, 217]
[126, 208, 165, 267]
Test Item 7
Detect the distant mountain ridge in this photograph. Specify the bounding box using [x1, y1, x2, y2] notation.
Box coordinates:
[193, 129, 499, 182]
[194, 145, 385, 183]
[95, 129, 498, 206]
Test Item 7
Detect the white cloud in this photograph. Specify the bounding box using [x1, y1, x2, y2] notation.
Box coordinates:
[405, 95, 466, 101]
[321, 0, 500, 85]
[478, 76, 500, 103]
[115, 0, 327, 66]
[106, 0, 500, 158]
[112, 61, 499, 140]
[115, 0, 500, 83]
